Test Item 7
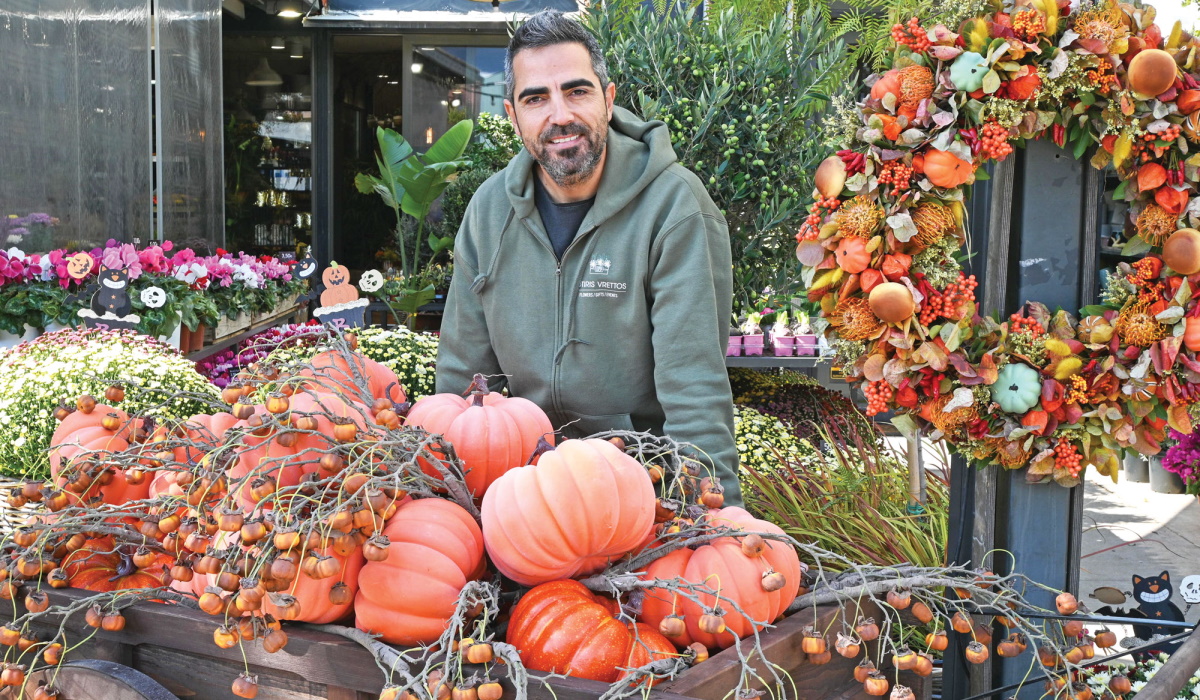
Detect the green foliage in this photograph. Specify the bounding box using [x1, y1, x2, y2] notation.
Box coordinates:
[587, 3, 853, 313]
[354, 122, 474, 279]
[729, 368, 876, 441]
[734, 406, 816, 474]
[438, 168, 495, 239]
[464, 112, 522, 173]
[0, 328, 219, 478]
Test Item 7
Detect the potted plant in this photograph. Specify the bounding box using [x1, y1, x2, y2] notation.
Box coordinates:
[354, 121, 473, 329]
[794, 312, 818, 357]
[770, 310, 794, 357]
[727, 318, 743, 357]
[741, 312, 764, 356]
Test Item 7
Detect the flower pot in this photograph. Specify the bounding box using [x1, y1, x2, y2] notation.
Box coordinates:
[771, 335, 795, 357]
[742, 333, 764, 357]
[44, 322, 67, 333]
[189, 323, 207, 353]
[795, 334, 818, 357]
[157, 312, 184, 351]
[0, 324, 40, 351]
[1124, 453, 1150, 483]
[1149, 457, 1185, 494]
[726, 335, 743, 357]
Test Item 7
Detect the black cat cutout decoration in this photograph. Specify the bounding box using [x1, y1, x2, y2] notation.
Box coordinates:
[68, 262, 166, 333]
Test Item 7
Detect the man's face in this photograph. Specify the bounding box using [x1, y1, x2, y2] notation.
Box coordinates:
[504, 42, 616, 187]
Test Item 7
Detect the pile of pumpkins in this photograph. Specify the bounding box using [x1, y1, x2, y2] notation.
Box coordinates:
[6, 341, 803, 699]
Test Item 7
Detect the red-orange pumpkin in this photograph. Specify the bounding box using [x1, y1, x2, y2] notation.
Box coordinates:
[481, 439, 656, 586]
[835, 237, 871, 274]
[923, 150, 974, 189]
[869, 69, 902, 102]
[61, 536, 172, 591]
[639, 507, 803, 649]
[1185, 316, 1200, 352]
[354, 498, 484, 645]
[404, 374, 554, 497]
[507, 580, 675, 684]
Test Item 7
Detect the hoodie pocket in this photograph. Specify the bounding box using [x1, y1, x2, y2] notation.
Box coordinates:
[559, 411, 635, 438]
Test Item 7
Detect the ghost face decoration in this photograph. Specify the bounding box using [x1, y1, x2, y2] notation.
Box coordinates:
[320, 263, 359, 307]
[1180, 575, 1200, 605]
[66, 253, 94, 280]
[358, 269, 384, 294]
[140, 286, 167, 309]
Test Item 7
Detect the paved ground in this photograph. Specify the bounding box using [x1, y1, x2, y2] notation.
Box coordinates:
[1080, 468, 1200, 626]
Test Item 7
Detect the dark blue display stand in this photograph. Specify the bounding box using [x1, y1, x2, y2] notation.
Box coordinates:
[943, 139, 1103, 698]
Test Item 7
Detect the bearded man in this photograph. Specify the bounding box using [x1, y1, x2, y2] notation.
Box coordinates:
[435, 10, 741, 505]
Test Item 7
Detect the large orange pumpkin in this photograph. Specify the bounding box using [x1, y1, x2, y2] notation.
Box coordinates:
[61, 536, 172, 591]
[507, 579, 675, 684]
[296, 350, 405, 406]
[145, 412, 239, 499]
[639, 507, 803, 649]
[261, 544, 366, 624]
[354, 498, 484, 645]
[481, 438, 656, 586]
[405, 374, 554, 497]
[923, 150, 974, 189]
[49, 406, 148, 507]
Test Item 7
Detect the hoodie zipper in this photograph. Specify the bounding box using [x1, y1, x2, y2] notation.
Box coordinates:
[519, 217, 598, 421]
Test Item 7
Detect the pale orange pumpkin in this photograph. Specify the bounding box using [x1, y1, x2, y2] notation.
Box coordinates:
[481, 438, 656, 586]
[405, 374, 554, 497]
[868, 283, 915, 323]
[1185, 317, 1200, 352]
[923, 150, 974, 189]
[355, 498, 484, 645]
[639, 507, 803, 649]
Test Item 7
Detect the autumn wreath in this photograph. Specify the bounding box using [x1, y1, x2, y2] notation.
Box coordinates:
[799, 0, 1200, 486]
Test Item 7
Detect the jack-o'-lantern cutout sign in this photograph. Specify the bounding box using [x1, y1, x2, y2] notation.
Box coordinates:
[797, 4, 1200, 488]
[66, 253, 94, 280]
[320, 262, 359, 308]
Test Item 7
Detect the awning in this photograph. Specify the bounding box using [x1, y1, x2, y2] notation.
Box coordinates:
[304, 0, 580, 29]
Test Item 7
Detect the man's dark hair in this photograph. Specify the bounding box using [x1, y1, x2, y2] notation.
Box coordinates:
[504, 10, 609, 102]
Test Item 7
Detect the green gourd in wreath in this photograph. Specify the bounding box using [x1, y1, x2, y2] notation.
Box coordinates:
[949, 52, 988, 92]
[993, 363, 1042, 414]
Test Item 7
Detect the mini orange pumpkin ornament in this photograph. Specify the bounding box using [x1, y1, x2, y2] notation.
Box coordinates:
[836, 237, 871, 274]
[923, 150, 974, 189]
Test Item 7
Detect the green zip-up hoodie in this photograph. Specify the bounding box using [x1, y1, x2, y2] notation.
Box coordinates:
[436, 106, 741, 505]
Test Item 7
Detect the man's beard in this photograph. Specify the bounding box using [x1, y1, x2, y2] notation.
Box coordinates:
[529, 122, 607, 187]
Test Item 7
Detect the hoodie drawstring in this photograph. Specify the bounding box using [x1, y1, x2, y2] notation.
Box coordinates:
[471, 210, 516, 294]
[553, 227, 601, 365]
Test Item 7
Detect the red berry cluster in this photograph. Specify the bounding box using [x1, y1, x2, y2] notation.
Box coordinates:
[1054, 440, 1083, 478]
[891, 18, 932, 53]
[919, 274, 978, 325]
[878, 161, 914, 197]
[802, 196, 841, 235]
[1009, 314, 1046, 337]
[980, 121, 1014, 161]
[1011, 10, 1046, 42]
[864, 380, 894, 416]
[1142, 125, 1182, 143]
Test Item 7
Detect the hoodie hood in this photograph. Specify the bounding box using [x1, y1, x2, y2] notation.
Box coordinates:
[505, 105, 679, 230]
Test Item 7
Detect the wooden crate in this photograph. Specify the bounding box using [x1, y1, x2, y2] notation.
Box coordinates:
[1, 589, 929, 700]
[211, 312, 251, 342]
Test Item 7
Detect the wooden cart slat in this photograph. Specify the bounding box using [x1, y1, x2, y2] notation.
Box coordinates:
[1, 589, 928, 700]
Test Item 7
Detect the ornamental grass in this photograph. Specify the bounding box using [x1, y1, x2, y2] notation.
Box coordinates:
[740, 419, 949, 573]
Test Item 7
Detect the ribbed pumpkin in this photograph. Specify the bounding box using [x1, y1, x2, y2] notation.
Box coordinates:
[354, 498, 484, 645]
[639, 507, 803, 649]
[507, 580, 675, 684]
[61, 536, 172, 591]
[1185, 317, 1200, 352]
[49, 406, 147, 507]
[481, 438, 655, 586]
[261, 544, 366, 624]
[227, 391, 368, 510]
[923, 150, 974, 189]
[405, 373, 554, 497]
[145, 412, 239, 499]
[297, 350, 406, 405]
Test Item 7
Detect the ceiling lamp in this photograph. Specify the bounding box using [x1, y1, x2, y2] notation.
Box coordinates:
[274, 0, 308, 17]
[270, 36, 286, 49]
[411, 62, 424, 74]
[289, 39, 305, 59]
[246, 58, 284, 86]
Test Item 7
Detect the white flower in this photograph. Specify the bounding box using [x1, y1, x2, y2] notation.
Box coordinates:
[1132, 681, 1147, 693]
[358, 269, 384, 293]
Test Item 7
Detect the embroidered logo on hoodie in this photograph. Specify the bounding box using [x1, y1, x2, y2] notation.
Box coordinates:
[588, 256, 611, 275]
